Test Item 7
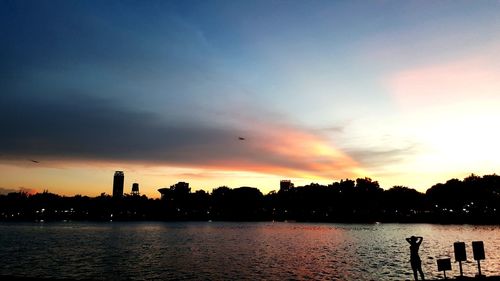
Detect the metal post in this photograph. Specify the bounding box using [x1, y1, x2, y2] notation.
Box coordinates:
[454, 242, 466, 278]
[437, 258, 451, 280]
[472, 241, 485, 277]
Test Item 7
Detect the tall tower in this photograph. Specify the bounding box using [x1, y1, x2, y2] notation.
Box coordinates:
[113, 171, 124, 198]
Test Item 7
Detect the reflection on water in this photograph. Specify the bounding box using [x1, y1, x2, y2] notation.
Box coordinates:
[0, 222, 498, 280]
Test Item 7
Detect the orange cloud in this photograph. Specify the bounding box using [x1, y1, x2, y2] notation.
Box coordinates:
[216, 122, 364, 180]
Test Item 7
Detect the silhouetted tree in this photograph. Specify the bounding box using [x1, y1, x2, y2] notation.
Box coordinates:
[1, 174, 498, 223]
[382, 186, 426, 222]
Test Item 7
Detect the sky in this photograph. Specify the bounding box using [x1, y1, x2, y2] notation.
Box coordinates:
[1, 0, 500, 198]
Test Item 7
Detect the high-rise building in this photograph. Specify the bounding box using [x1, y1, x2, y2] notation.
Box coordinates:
[131, 183, 140, 196]
[113, 171, 124, 198]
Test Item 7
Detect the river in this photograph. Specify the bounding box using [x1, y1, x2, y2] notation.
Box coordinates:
[0, 222, 499, 280]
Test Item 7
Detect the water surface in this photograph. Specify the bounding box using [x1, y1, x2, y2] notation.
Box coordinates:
[0, 222, 499, 280]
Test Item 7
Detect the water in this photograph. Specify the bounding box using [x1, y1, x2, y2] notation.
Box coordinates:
[0, 222, 499, 280]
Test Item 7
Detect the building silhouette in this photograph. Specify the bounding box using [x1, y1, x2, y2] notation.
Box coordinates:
[280, 180, 294, 192]
[158, 181, 190, 200]
[113, 171, 124, 198]
[131, 183, 140, 196]
[174, 182, 189, 191]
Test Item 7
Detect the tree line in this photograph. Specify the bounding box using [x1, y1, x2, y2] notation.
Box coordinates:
[1, 174, 499, 223]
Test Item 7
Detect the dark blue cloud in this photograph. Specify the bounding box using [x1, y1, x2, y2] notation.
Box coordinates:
[0, 89, 322, 174]
[0, 91, 238, 162]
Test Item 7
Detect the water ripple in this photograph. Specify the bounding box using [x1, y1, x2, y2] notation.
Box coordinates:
[0, 222, 498, 280]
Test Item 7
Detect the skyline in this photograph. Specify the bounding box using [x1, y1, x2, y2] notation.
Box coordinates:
[1, 0, 500, 198]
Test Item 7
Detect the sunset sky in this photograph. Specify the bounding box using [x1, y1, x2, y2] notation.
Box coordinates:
[1, 0, 500, 197]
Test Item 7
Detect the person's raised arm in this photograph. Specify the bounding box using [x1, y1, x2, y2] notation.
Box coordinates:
[406, 237, 412, 244]
[417, 236, 423, 244]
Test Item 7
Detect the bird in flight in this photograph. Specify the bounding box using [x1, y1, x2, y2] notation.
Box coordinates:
[29, 159, 40, 163]
[238, 137, 245, 141]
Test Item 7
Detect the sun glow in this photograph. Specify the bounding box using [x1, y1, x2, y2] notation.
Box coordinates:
[384, 55, 500, 186]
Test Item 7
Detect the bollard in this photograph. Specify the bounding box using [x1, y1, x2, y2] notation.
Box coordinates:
[453, 242, 466, 277]
[437, 258, 452, 279]
[472, 241, 485, 277]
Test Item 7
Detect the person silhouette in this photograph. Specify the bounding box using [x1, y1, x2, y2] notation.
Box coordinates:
[406, 236, 425, 280]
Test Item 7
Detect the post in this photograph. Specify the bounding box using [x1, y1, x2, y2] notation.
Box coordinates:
[437, 258, 451, 280]
[454, 242, 466, 278]
[472, 241, 485, 277]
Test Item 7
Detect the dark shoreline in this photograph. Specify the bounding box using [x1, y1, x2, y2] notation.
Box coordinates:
[2, 174, 499, 224]
[1, 219, 500, 225]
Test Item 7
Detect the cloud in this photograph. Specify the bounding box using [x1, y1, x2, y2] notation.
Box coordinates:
[0, 187, 17, 195]
[318, 125, 346, 134]
[0, 1, 371, 182]
[346, 144, 421, 169]
[388, 56, 500, 111]
[0, 91, 362, 181]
